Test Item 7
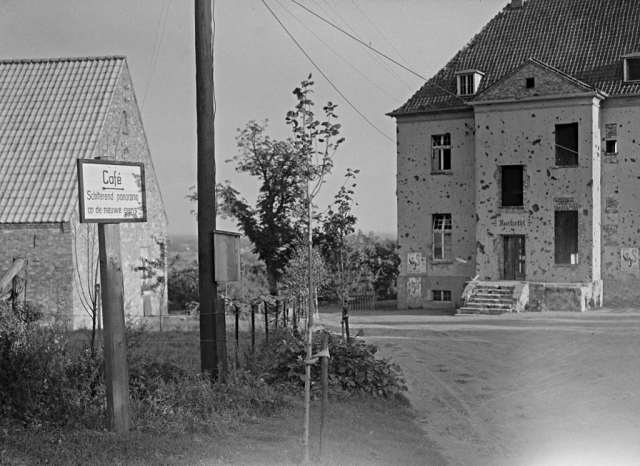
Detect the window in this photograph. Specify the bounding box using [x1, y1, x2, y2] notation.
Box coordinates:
[623, 56, 640, 82]
[432, 134, 451, 171]
[433, 290, 452, 302]
[455, 70, 484, 96]
[459, 74, 474, 95]
[122, 111, 129, 135]
[555, 123, 578, 166]
[433, 214, 452, 261]
[554, 211, 578, 264]
[501, 165, 524, 207]
[605, 123, 617, 154]
[526, 77, 535, 88]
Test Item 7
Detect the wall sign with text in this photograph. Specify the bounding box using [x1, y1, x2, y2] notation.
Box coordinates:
[77, 159, 147, 223]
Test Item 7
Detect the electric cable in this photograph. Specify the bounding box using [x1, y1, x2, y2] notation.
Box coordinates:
[262, 0, 395, 144]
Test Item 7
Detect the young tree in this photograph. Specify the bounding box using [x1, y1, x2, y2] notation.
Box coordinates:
[279, 246, 330, 300]
[286, 75, 345, 462]
[314, 176, 358, 338]
[72, 222, 100, 357]
[134, 235, 173, 331]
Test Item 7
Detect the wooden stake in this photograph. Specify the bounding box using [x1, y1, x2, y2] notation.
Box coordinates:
[11, 258, 27, 312]
[319, 333, 329, 461]
[98, 223, 130, 434]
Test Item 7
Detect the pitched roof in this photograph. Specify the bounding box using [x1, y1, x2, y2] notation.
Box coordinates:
[392, 0, 640, 116]
[0, 57, 125, 223]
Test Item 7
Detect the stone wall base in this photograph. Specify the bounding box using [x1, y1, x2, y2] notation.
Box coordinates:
[524, 280, 603, 312]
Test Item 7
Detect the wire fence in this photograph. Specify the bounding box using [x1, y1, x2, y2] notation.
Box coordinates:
[61, 296, 314, 370]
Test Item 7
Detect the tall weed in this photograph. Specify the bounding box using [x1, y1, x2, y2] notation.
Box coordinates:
[0, 301, 73, 424]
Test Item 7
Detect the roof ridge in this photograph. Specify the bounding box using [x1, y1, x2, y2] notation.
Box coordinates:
[0, 56, 126, 65]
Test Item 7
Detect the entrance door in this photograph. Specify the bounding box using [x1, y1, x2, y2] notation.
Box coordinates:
[503, 235, 525, 280]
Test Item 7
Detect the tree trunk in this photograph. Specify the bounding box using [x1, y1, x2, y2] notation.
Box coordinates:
[266, 266, 278, 296]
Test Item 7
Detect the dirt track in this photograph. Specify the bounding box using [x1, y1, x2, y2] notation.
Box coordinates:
[320, 308, 640, 466]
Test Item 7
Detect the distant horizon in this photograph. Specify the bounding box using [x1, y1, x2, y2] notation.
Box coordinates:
[168, 229, 398, 241]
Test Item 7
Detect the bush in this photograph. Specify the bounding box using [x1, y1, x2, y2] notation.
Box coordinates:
[168, 264, 199, 311]
[0, 301, 74, 424]
[259, 329, 407, 398]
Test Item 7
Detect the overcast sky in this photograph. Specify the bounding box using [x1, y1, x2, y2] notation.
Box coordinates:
[0, 0, 508, 237]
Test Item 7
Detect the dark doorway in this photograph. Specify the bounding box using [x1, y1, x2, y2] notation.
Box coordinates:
[503, 235, 526, 280]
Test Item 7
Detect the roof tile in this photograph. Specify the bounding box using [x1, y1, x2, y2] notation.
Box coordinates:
[0, 57, 125, 224]
[392, 0, 640, 115]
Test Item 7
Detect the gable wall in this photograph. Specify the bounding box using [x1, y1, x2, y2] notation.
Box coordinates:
[396, 111, 476, 309]
[79, 62, 168, 323]
[474, 97, 602, 284]
[478, 63, 590, 102]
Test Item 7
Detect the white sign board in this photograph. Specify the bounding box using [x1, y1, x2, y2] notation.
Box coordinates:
[77, 159, 147, 223]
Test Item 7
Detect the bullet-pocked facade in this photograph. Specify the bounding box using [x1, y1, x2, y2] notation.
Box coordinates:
[391, 0, 640, 311]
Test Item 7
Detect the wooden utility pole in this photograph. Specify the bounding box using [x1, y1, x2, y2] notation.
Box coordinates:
[98, 224, 130, 434]
[195, 0, 226, 378]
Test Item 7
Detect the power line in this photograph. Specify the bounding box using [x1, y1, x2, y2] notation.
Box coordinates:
[276, 0, 399, 102]
[350, 0, 414, 71]
[142, 0, 173, 110]
[314, 0, 413, 91]
[262, 0, 395, 144]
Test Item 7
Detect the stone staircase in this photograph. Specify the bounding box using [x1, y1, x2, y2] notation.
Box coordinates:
[457, 282, 517, 315]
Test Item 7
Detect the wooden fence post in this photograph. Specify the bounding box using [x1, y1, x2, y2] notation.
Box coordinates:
[251, 303, 256, 353]
[98, 223, 130, 434]
[274, 299, 279, 330]
[234, 304, 240, 367]
[264, 301, 269, 343]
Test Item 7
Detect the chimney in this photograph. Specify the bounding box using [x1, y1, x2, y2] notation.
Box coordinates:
[511, 0, 523, 8]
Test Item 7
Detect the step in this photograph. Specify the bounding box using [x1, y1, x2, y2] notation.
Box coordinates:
[469, 296, 514, 303]
[473, 289, 514, 295]
[457, 307, 512, 315]
[466, 302, 513, 310]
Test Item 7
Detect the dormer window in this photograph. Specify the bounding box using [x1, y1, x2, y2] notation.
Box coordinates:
[622, 53, 640, 82]
[455, 70, 484, 96]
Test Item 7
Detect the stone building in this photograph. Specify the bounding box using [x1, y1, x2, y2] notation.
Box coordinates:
[0, 57, 168, 327]
[390, 0, 640, 312]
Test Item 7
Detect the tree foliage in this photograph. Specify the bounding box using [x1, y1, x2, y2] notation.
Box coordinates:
[168, 263, 199, 313]
[216, 121, 306, 295]
[367, 237, 401, 300]
[278, 246, 330, 298]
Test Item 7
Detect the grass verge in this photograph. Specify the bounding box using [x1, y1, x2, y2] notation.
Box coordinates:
[0, 395, 446, 466]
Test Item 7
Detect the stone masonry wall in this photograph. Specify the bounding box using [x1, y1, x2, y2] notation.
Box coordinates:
[0, 224, 73, 319]
[80, 60, 168, 323]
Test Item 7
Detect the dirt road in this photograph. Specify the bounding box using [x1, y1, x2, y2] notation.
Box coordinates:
[320, 309, 640, 466]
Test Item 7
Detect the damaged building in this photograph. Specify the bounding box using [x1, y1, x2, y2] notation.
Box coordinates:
[390, 0, 640, 312]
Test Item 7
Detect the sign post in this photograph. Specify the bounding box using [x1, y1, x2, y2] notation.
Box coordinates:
[77, 159, 147, 434]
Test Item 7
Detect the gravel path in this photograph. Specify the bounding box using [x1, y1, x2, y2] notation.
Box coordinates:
[320, 309, 640, 466]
